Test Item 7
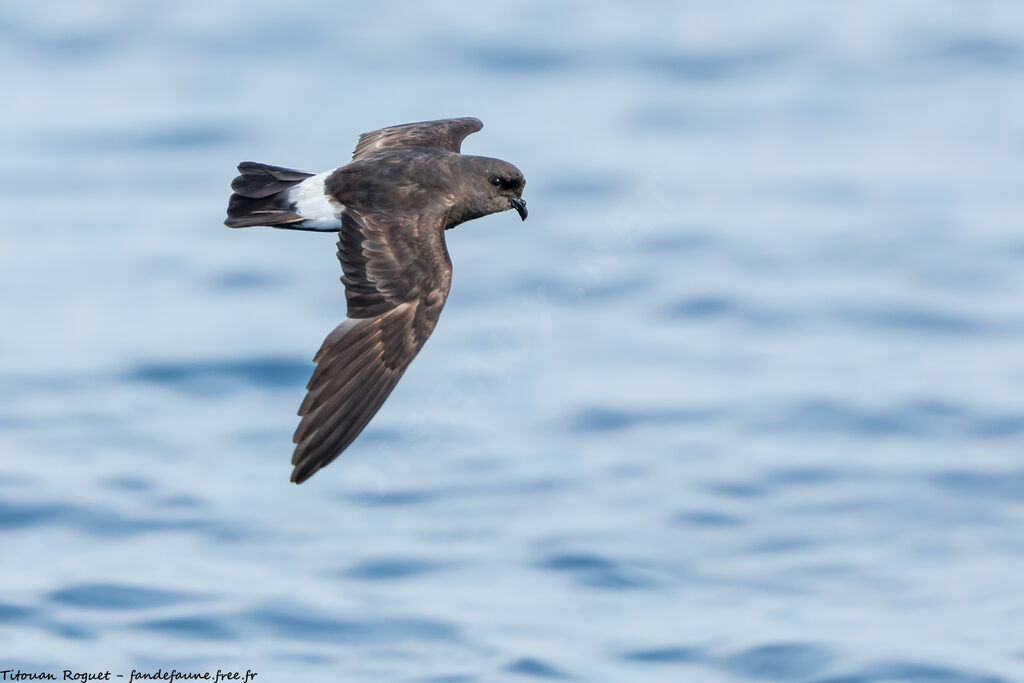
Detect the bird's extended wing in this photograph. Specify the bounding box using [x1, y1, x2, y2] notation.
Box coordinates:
[290, 208, 452, 483]
[352, 117, 483, 160]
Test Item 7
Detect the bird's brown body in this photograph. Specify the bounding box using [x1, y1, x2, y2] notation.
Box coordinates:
[225, 118, 526, 483]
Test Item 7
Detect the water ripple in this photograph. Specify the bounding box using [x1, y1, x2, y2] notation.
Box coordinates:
[563, 406, 721, 433]
[0, 602, 37, 623]
[0, 498, 240, 540]
[43, 621, 95, 640]
[930, 469, 1024, 501]
[344, 478, 571, 508]
[543, 174, 627, 199]
[815, 659, 1008, 683]
[672, 510, 745, 528]
[834, 304, 1007, 336]
[49, 583, 192, 610]
[47, 123, 246, 154]
[918, 33, 1024, 70]
[633, 43, 799, 81]
[455, 43, 574, 73]
[136, 615, 237, 641]
[124, 357, 310, 394]
[0, 500, 65, 529]
[340, 557, 449, 581]
[246, 604, 460, 644]
[722, 642, 833, 680]
[619, 645, 702, 664]
[534, 552, 652, 590]
[754, 399, 1024, 439]
[207, 269, 287, 292]
[665, 295, 797, 328]
[503, 657, 571, 679]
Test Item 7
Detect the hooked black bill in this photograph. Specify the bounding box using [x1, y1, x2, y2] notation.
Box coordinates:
[510, 197, 528, 221]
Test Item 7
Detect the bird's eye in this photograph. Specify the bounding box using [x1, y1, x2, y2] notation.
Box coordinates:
[491, 177, 503, 187]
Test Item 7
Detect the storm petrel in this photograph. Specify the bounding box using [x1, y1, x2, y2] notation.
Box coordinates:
[225, 118, 527, 483]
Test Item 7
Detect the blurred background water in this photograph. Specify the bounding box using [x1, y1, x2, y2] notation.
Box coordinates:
[2, 1, 1023, 681]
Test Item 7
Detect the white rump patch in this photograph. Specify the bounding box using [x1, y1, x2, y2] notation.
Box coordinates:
[288, 170, 343, 230]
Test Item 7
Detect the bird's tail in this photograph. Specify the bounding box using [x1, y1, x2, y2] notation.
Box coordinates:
[225, 162, 314, 228]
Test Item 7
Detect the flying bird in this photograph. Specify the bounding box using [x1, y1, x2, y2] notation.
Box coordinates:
[225, 118, 527, 483]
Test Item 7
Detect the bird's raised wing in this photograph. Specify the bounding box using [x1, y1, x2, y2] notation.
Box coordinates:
[290, 207, 452, 483]
[352, 117, 483, 160]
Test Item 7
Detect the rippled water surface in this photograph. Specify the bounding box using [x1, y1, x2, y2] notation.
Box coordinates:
[2, 1, 1024, 681]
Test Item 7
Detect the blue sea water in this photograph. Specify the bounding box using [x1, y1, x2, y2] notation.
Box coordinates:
[2, 1, 1024, 681]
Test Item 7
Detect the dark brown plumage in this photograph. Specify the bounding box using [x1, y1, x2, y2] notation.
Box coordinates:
[224, 118, 527, 483]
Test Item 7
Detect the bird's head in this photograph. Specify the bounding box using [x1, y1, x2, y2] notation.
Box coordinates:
[449, 156, 527, 227]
